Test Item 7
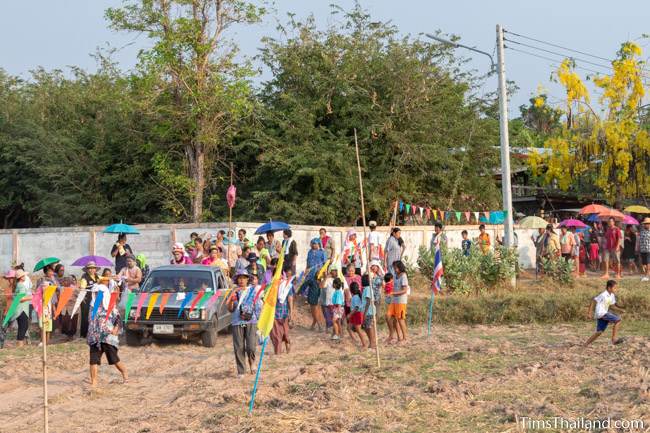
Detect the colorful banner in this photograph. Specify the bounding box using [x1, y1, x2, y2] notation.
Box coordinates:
[145, 293, 160, 320]
[159, 293, 171, 314]
[54, 287, 74, 319]
[91, 291, 103, 321]
[135, 292, 148, 322]
[105, 291, 119, 320]
[2, 293, 25, 326]
[123, 291, 136, 324]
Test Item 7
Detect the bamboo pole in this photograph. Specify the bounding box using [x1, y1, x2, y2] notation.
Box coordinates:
[354, 129, 380, 369]
[228, 163, 234, 271]
[42, 298, 49, 433]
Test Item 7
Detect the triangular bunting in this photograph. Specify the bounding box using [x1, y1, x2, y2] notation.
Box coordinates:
[474, 212, 479, 222]
[405, 204, 411, 214]
[159, 293, 171, 314]
[145, 293, 160, 320]
[105, 291, 119, 321]
[189, 290, 205, 313]
[455, 211, 461, 222]
[70, 289, 86, 318]
[54, 287, 74, 319]
[134, 292, 148, 322]
[91, 291, 103, 321]
[399, 201, 404, 212]
[43, 285, 57, 306]
[123, 291, 136, 324]
[178, 292, 194, 317]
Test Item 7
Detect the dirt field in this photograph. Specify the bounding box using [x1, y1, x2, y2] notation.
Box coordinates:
[0, 304, 649, 433]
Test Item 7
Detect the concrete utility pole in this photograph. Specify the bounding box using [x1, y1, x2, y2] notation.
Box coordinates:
[496, 24, 515, 248]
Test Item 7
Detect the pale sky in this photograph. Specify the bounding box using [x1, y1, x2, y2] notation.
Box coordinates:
[2, 0, 648, 115]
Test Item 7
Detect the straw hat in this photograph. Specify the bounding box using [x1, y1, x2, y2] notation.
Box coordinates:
[234, 270, 250, 280]
[83, 261, 98, 270]
[15, 269, 28, 280]
[642, 217, 650, 225]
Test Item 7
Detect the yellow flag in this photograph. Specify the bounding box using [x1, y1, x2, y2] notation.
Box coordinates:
[145, 293, 160, 320]
[316, 259, 331, 280]
[257, 244, 287, 337]
[43, 285, 57, 306]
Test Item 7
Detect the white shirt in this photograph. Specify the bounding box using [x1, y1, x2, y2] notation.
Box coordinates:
[368, 231, 381, 246]
[594, 290, 616, 319]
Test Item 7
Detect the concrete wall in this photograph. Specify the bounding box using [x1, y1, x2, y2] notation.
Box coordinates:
[0, 222, 539, 275]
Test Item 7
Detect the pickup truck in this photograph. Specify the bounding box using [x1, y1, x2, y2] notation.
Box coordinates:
[119, 265, 232, 347]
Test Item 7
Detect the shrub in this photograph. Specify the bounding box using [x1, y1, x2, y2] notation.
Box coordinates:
[541, 257, 575, 285]
[417, 245, 519, 295]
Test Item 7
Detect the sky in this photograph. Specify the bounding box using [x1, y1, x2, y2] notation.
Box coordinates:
[2, 0, 649, 116]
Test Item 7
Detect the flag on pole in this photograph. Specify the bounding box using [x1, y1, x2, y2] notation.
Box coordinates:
[431, 238, 443, 294]
[226, 185, 237, 209]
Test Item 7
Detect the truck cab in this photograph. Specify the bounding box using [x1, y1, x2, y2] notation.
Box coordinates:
[120, 265, 232, 347]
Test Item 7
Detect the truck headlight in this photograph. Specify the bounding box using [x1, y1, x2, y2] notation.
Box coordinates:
[188, 309, 201, 319]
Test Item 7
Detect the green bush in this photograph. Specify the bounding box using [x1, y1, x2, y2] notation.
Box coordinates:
[417, 245, 518, 295]
[541, 257, 575, 285]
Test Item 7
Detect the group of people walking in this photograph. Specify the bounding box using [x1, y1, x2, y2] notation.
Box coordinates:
[532, 217, 650, 280]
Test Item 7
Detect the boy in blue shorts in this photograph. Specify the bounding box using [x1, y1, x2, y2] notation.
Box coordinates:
[584, 280, 625, 346]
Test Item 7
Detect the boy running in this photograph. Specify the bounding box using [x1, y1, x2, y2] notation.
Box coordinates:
[583, 280, 625, 346]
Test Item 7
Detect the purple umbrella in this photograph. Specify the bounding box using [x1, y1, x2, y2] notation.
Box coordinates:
[558, 218, 587, 228]
[71, 255, 114, 267]
[623, 215, 639, 225]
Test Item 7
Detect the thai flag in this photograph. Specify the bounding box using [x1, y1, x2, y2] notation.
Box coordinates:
[431, 240, 443, 294]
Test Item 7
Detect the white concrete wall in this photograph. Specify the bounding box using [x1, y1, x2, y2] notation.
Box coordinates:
[0, 222, 539, 275]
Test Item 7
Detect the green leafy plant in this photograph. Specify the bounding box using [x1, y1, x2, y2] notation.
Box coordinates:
[417, 245, 519, 295]
[541, 257, 575, 285]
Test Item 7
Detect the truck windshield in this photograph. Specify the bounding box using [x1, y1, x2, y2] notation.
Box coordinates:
[140, 270, 214, 293]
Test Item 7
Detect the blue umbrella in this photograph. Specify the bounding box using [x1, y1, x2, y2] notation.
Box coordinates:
[586, 214, 599, 222]
[254, 220, 290, 235]
[103, 223, 140, 234]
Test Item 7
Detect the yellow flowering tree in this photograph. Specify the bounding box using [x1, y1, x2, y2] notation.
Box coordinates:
[530, 42, 650, 203]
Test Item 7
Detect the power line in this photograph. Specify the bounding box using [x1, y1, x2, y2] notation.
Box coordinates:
[504, 38, 614, 71]
[504, 46, 608, 75]
[503, 29, 612, 62]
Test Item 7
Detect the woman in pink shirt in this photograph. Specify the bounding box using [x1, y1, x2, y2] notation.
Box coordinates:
[559, 226, 575, 261]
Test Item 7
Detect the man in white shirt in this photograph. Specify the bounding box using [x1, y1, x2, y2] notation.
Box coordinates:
[584, 279, 625, 346]
[367, 221, 382, 261]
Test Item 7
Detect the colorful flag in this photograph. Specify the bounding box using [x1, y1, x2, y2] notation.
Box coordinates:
[159, 293, 171, 314]
[399, 201, 404, 212]
[432, 238, 443, 294]
[43, 285, 57, 306]
[145, 293, 160, 320]
[32, 286, 44, 318]
[405, 204, 411, 214]
[178, 292, 194, 317]
[196, 291, 212, 310]
[91, 291, 104, 321]
[257, 245, 286, 337]
[54, 287, 74, 319]
[226, 185, 237, 209]
[2, 293, 25, 326]
[205, 290, 222, 308]
[123, 291, 136, 324]
[189, 290, 205, 313]
[135, 292, 148, 322]
[455, 211, 461, 222]
[473, 211, 479, 222]
[105, 291, 119, 321]
[464, 212, 471, 222]
[426, 208, 431, 220]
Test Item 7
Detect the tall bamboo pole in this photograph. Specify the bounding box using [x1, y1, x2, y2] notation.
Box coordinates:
[228, 163, 233, 273]
[354, 129, 380, 368]
[42, 299, 49, 433]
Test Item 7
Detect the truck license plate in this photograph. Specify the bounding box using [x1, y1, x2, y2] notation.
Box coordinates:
[153, 324, 174, 334]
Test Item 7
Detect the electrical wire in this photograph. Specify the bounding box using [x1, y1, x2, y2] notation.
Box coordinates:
[503, 29, 612, 62]
[504, 38, 614, 70]
[504, 46, 607, 75]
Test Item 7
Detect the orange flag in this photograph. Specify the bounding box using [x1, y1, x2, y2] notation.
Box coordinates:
[54, 287, 74, 319]
[159, 293, 171, 314]
[104, 291, 119, 321]
[43, 285, 57, 306]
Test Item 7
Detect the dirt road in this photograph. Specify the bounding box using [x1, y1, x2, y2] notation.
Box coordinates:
[0, 314, 649, 433]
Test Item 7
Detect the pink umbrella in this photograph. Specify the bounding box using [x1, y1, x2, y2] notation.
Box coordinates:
[558, 218, 587, 228]
[623, 215, 639, 225]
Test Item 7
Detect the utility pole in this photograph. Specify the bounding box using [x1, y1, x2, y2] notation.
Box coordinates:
[496, 24, 514, 248]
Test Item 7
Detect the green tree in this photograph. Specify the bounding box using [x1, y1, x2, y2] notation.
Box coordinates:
[233, 6, 501, 224]
[106, 0, 265, 222]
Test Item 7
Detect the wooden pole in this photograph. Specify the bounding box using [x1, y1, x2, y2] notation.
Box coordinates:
[42, 298, 49, 433]
[228, 163, 234, 272]
[354, 129, 380, 369]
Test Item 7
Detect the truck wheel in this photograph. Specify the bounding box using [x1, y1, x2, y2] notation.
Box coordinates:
[201, 319, 218, 348]
[125, 330, 143, 346]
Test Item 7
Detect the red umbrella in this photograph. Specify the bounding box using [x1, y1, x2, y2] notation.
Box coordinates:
[598, 208, 625, 221]
[579, 204, 609, 215]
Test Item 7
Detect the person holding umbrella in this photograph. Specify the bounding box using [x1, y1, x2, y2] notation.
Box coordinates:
[111, 234, 133, 273]
[640, 218, 650, 282]
[79, 262, 100, 338]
